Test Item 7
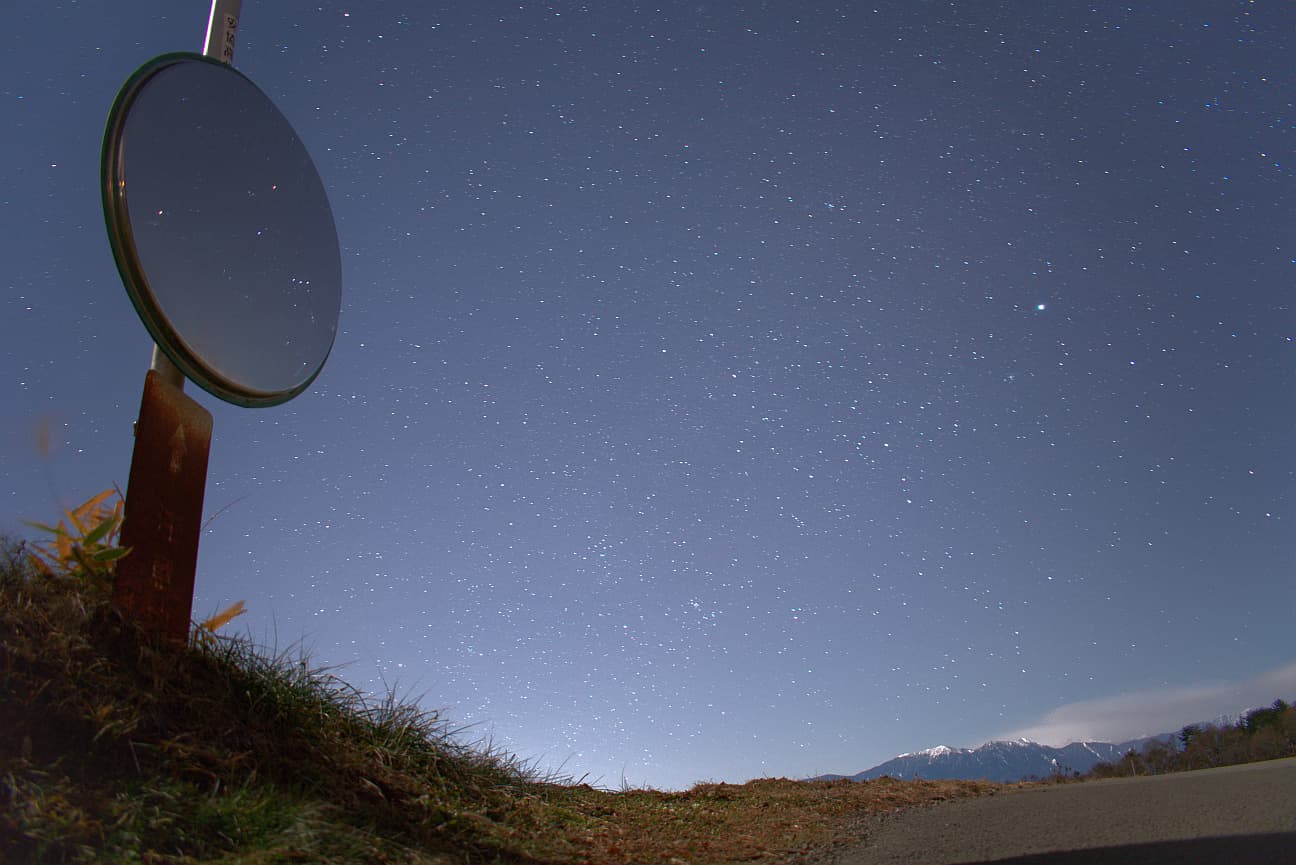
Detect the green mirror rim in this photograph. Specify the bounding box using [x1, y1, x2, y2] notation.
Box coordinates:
[101, 52, 341, 408]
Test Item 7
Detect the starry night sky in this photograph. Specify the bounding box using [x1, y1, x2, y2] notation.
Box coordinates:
[3, 2, 1294, 791]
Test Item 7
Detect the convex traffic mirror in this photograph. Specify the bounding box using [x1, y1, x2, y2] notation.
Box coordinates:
[103, 52, 341, 406]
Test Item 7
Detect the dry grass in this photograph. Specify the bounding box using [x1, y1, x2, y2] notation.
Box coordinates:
[526, 776, 1003, 864]
[0, 525, 1004, 864]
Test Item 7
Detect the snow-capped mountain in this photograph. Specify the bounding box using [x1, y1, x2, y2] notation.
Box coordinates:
[813, 736, 1166, 783]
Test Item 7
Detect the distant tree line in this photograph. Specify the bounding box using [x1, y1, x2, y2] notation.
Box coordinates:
[1087, 699, 1296, 779]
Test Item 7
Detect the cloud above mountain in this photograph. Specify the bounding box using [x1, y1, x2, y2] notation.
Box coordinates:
[1005, 659, 1296, 746]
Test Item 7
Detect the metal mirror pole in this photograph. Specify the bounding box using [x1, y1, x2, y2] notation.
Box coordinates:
[203, 0, 243, 65]
[113, 0, 243, 644]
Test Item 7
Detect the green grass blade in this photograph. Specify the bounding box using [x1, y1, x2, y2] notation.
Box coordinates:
[92, 546, 131, 563]
[82, 518, 115, 546]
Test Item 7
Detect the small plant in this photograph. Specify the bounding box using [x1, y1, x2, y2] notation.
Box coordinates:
[24, 488, 247, 638]
[24, 489, 129, 583]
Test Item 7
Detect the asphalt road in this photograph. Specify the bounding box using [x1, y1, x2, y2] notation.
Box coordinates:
[802, 757, 1296, 865]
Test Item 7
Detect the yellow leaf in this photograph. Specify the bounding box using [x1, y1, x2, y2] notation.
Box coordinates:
[64, 507, 88, 537]
[81, 489, 116, 512]
[70, 490, 115, 534]
[200, 601, 247, 632]
[55, 521, 72, 562]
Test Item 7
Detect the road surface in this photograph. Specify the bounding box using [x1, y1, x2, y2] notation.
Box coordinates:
[802, 756, 1296, 864]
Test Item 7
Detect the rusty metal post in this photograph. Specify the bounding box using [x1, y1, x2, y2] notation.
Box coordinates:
[113, 370, 213, 643]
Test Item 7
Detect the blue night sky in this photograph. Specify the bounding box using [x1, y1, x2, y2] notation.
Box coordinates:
[3, 1, 1293, 791]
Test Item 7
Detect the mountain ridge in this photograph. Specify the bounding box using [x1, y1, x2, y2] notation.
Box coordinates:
[814, 735, 1172, 783]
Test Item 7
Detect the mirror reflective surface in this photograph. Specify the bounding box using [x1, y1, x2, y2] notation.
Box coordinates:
[103, 53, 341, 406]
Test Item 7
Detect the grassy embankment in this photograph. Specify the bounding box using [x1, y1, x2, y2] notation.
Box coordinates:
[1, 493, 1002, 864]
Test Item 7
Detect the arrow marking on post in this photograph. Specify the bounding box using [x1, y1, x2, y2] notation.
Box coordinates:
[169, 426, 187, 475]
